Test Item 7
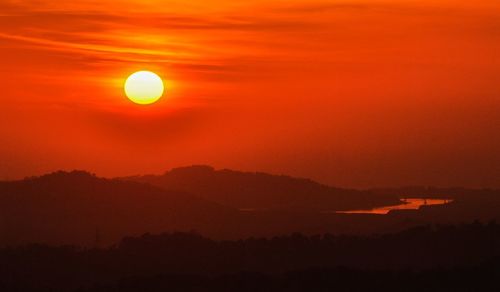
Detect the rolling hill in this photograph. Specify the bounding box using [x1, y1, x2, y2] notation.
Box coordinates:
[0, 171, 239, 246]
[125, 165, 399, 212]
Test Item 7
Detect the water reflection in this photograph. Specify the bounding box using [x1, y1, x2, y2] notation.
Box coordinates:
[336, 198, 453, 215]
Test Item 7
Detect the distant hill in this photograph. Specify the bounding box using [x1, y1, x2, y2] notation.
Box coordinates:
[2, 168, 497, 247]
[0, 171, 239, 246]
[124, 165, 399, 212]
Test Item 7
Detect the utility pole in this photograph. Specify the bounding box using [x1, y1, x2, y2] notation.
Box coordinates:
[95, 227, 101, 248]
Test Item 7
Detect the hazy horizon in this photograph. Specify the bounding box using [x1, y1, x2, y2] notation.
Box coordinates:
[2, 165, 498, 190]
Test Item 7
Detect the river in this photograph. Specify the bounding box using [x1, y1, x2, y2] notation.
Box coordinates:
[335, 198, 453, 215]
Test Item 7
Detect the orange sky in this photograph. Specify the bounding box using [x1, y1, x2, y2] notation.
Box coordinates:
[1, 0, 499, 187]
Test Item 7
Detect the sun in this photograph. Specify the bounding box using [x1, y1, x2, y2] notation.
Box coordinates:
[124, 71, 165, 105]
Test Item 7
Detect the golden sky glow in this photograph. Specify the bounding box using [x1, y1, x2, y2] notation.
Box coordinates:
[0, 0, 499, 187]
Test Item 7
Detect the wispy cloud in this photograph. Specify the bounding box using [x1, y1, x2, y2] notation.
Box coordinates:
[1, 0, 498, 81]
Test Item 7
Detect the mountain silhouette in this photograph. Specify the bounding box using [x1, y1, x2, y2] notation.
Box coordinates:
[3, 167, 498, 247]
[125, 165, 399, 211]
[0, 171, 239, 246]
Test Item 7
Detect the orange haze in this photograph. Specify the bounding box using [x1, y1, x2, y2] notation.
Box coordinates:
[1, 0, 499, 187]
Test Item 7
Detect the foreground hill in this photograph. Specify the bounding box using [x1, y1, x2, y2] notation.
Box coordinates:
[0, 171, 239, 246]
[1, 223, 499, 291]
[125, 165, 399, 211]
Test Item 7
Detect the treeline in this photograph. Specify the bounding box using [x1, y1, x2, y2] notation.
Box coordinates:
[1, 221, 499, 291]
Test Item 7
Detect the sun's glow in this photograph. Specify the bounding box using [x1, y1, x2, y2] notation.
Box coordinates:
[124, 71, 164, 105]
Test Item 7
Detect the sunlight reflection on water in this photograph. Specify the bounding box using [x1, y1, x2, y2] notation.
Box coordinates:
[335, 198, 453, 215]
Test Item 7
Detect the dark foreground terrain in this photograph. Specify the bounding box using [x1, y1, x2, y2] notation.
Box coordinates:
[84, 264, 500, 292]
[1, 222, 499, 291]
